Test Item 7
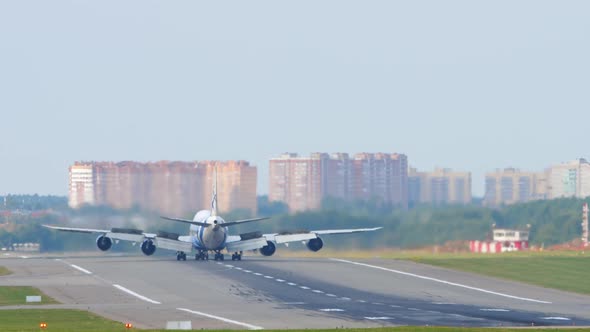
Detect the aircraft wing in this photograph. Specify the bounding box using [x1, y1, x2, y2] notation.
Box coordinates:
[223, 217, 269, 227]
[225, 227, 382, 252]
[42, 225, 192, 252]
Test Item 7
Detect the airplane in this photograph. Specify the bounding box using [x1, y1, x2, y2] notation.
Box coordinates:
[43, 175, 382, 261]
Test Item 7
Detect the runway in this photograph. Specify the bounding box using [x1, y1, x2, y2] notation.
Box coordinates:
[2, 251, 590, 329]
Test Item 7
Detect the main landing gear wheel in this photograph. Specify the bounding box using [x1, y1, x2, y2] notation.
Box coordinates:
[195, 251, 209, 261]
[231, 251, 242, 261]
[176, 252, 187, 261]
[214, 252, 224, 261]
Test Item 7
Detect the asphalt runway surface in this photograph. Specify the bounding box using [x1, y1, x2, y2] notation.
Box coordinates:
[2, 251, 590, 329]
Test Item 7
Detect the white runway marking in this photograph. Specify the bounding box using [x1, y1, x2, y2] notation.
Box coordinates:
[282, 302, 306, 305]
[408, 308, 420, 311]
[432, 302, 456, 305]
[326, 293, 337, 297]
[287, 282, 297, 286]
[70, 264, 92, 275]
[542, 317, 571, 321]
[320, 308, 344, 312]
[332, 258, 552, 304]
[225, 265, 234, 268]
[178, 308, 263, 330]
[254, 273, 263, 276]
[390, 304, 401, 308]
[480, 308, 510, 312]
[276, 279, 285, 282]
[365, 316, 393, 320]
[357, 300, 367, 303]
[340, 297, 351, 301]
[300, 286, 310, 290]
[243, 270, 252, 273]
[372, 302, 384, 305]
[113, 284, 161, 304]
[234, 267, 243, 270]
[312, 290, 324, 294]
[20, 256, 29, 259]
[264, 275, 274, 279]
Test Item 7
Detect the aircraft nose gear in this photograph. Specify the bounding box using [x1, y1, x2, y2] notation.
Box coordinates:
[213, 251, 225, 261]
[231, 251, 242, 261]
[176, 251, 187, 261]
[195, 251, 209, 261]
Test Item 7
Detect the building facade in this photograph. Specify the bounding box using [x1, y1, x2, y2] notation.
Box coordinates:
[548, 159, 590, 199]
[68, 161, 258, 215]
[408, 167, 471, 206]
[484, 168, 546, 207]
[269, 152, 408, 212]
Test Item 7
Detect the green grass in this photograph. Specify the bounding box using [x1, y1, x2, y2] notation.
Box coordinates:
[0, 286, 59, 306]
[0, 266, 11, 276]
[0, 314, 589, 332]
[407, 251, 590, 295]
[0, 309, 127, 332]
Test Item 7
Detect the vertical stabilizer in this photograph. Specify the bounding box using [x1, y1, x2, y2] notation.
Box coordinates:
[211, 164, 218, 216]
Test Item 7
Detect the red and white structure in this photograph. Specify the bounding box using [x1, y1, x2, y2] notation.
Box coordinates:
[583, 203, 589, 248]
[470, 228, 529, 253]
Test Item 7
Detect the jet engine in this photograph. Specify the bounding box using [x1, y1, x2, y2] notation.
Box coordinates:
[141, 239, 156, 256]
[306, 237, 323, 252]
[96, 235, 112, 251]
[260, 241, 276, 256]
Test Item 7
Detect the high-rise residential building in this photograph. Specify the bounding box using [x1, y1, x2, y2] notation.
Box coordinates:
[69, 164, 95, 208]
[268, 153, 327, 212]
[269, 152, 408, 212]
[352, 153, 408, 208]
[408, 167, 471, 206]
[548, 158, 590, 199]
[68, 160, 258, 215]
[484, 168, 546, 206]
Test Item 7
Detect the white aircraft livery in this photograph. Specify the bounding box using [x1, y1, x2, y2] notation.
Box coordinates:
[44, 175, 381, 261]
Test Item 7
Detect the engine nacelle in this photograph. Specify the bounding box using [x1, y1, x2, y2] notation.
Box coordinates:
[306, 237, 324, 252]
[141, 239, 156, 256]
[260, 241, 276, 256]
[96, 235, 112, 251]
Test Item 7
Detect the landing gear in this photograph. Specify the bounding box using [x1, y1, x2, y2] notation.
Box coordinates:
[213, 251, 225, 261]
[195, 250, 209, 261]
[176, 251, 187, 261]
[231, 251, 243, 261]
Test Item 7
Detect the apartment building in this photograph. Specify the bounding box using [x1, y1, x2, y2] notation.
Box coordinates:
[68, 160, 257, 215]
[484, 168, 546, 206]
[547, 158, 590, 199]
[269, 152, 408, 212]
[408, 167, 471, 206]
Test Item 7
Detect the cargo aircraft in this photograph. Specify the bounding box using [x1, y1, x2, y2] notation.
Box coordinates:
[44, 176, 381, 261]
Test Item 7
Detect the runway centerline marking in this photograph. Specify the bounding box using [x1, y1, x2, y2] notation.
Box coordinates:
[312, 290, 324, 294]
[113, 284, 161, 304]
[480, 308, 510, 312]
[331, 258, 552, 304]
[300, 286, 310, 290]
[320, 308, 344, 312]
[178, 308, 263, 330]
[542, 317, 570, 321]
[287, 282, 297, 286]
[70, 264, 93, 275]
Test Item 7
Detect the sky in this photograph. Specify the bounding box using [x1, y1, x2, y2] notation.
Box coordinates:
[0, 1, 589, 197]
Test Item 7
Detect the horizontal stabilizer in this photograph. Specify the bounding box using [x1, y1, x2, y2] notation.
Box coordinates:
[160, 216, 210, 227]
[223, 217, 269, 227]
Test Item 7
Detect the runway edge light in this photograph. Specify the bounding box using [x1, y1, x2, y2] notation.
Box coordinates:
[125, 322, 133, 329]
[39, 322, 47, 329]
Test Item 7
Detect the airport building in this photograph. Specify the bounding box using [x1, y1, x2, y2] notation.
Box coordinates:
[483, 168, 547, 207]
[269, 152, 408, 212]
[68, 160, 258, 215]
[408, 167, 472, 206]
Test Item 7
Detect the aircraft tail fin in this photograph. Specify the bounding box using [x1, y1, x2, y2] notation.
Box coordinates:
[211, 164, 218, 216]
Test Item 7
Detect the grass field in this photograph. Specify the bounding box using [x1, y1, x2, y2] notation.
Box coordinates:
[0, 310, 589, 332]
[405, 251, 590, 295]
[0, 266, 11, 276]
[0, 286, 59, 306]
[0, 309, 127, 332]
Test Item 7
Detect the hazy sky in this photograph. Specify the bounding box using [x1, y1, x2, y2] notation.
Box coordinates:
[1, 1, 589, 197]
